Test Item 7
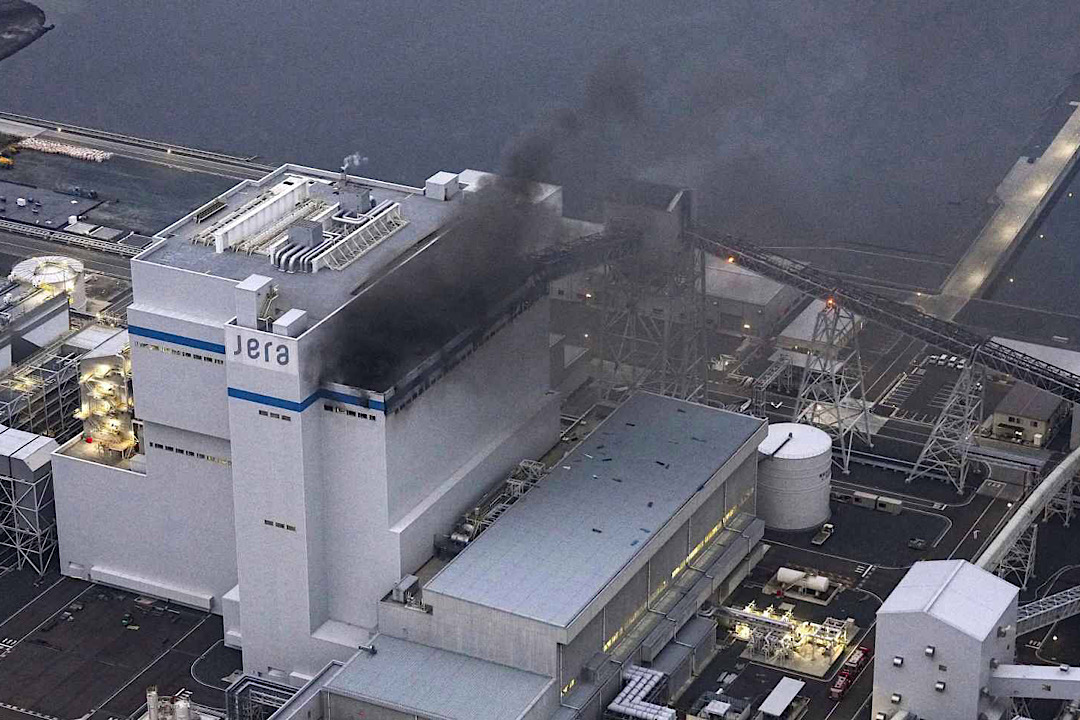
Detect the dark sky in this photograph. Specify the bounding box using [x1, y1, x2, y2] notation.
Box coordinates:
[5, 1, 1080, 271]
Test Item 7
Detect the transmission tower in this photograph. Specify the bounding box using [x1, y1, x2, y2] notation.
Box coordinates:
[595, 241, 708, 404]
[997, 522, 1038, 590]
[793, 299, 873, 474]
[1044, 469, 1080, 527]
[907, 360, 983, 494]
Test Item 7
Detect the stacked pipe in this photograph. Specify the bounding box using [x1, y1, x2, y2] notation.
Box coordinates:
[606, 665, 677, 720]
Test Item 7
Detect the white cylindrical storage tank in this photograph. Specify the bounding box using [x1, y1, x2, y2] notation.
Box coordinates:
[757, 422, 832, 531]
[775, 567, 807, 585]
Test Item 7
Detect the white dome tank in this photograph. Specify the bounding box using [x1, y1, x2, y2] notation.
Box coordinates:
[757, 422, 832, 531]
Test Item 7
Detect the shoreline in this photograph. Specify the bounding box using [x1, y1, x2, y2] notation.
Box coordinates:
[0, 0, 51, 62]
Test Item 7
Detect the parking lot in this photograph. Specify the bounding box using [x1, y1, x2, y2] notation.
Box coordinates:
[0, 573, 240, 720]
[765, 502, 949, 570]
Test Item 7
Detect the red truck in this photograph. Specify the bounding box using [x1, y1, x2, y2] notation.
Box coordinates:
[829, 671, 852, 701]
[829, 646, 872, 701]
[844, 646, 871, 674]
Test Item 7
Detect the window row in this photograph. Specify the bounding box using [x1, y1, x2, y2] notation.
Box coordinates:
[147, 441, 231, 466]
[136, 341, 224, 365]
[263, 519, 296, 532]
[258, 409, 292, 422]
[323, 404, 377, 421]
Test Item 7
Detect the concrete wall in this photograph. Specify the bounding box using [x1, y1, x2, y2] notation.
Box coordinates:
[129, 306, 231, 440]
[380, 593, 561, 678]
[230, 297, 558, 681]
[51, 427, 236, 612]
[130, 259, 240, 322]
[872, 609, 1016, 720]
[392, 395, 560, 578]
[383, 300, 553, 526]
[325, 683, 558, 720]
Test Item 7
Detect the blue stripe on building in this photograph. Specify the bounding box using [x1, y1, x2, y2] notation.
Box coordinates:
[227, 387, 386, 413]
[129, 325, 227, 354]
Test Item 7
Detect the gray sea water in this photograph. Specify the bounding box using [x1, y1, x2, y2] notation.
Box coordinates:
[4, 1, 1080, 276]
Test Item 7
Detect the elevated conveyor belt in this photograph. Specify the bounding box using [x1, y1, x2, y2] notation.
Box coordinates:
[1017, 584, 1080, 636]
[977, 446, 1080, 573]
[684, 226, 1080, 404]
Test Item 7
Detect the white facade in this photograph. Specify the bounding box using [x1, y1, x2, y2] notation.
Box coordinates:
[50, 164, 566, 683]
[873, 560, 1018, 720]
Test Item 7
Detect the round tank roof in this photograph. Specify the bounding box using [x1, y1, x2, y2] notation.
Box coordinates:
[10, 255, 84, 287]
[758, 422, 832, 459]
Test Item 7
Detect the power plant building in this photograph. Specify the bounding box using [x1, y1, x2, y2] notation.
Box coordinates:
[49, 164, 571, 681]
[872, 560, 1018, 720]
[269, 393, 768, 720]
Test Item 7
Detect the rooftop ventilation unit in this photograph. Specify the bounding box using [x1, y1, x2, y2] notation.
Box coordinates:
[310, 202, 408, 272]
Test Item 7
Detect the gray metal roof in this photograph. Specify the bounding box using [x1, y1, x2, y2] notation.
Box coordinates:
[995, 381, 1062, 421]
[141, 165, 449, 323]
[879, 560, 1017, 641]
[758, 677, 805, 716]
[325, 635, 553, 720]
[424, 393, 764, 628]
[705, 258, 785, 306]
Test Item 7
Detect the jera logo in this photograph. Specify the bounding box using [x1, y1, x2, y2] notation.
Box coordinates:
[234, 335, 290, 366]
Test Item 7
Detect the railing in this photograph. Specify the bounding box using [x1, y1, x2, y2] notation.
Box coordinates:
[0, 218, 140, 257]
[1017, 584, 1080, 636]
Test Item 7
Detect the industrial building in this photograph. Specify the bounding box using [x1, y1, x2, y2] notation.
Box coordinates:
[549, 190, 798, 341]
[992, 336, 1080, 449]
[990, 381, 1065, 447]
[47, 163, 592, 682]
[873, 559, 1080, 719]
[0, 427, 60, 574]
[265, 392, 767, 720]
[703, 256, 801, 337]
[873, 560, 1018, 719]
[776, 299, 861, 354]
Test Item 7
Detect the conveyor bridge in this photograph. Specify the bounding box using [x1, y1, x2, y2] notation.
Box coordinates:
[1017, 585, 1080, 637]
[536, 224, 1080, 404]
[683, 227, 1080, 404]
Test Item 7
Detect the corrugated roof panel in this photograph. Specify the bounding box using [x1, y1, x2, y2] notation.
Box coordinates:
[425, 393, 764, 628]
[326, 635, 553, 720]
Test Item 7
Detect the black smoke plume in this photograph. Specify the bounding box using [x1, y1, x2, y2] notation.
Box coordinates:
[322, 55, 651, 390]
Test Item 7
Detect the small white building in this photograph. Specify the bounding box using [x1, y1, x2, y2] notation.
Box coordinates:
[990, 381, 1065, 447]
[993, 337, 1080, 449]
[872, 560, 1017, 720]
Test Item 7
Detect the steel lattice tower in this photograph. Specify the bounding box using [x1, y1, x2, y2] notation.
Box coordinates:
[1044, 469, 1079, 527]
[595, 243, 708, 404]
[997, 523, 1038, 591]
[907, 360, 983, 494]
[793, 299, 873, 474]
[0, 469, 57, 574]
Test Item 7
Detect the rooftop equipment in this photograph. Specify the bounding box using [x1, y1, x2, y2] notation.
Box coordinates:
[9, 255, 86, 310]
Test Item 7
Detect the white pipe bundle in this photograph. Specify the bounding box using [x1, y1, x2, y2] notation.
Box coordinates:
[18, 137, 113, 162]
[607, 665, 677, 720]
